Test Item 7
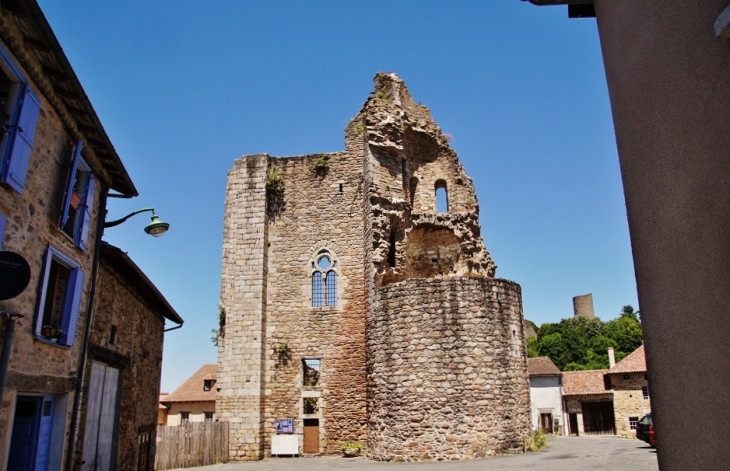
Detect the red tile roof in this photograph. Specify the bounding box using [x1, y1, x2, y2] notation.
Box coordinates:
[562, 369, 611, 396]
[608, 345, 646, 374]
[527, 357, 561, 376]
[163, 365, 217, 403]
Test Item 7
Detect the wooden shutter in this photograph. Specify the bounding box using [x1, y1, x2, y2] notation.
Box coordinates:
[3, 83, 41, 193]
[78, 175, 96, 251]
[62, 269, 85, 346]
[60, 141, 83, 227]
[35, 246, 55, 337]
[0, 212, 6, 250]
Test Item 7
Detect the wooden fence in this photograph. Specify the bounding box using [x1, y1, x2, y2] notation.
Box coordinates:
[155, 422, 229, 470]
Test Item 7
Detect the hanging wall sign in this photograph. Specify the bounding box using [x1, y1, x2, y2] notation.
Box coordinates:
[0, 251, 31, 301]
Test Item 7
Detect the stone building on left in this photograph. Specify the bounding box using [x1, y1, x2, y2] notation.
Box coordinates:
[0, 1, 182, 470]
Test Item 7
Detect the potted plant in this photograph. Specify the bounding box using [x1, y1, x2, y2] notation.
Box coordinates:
[41, 324, 64, 343]
[340, 441, 363, 457]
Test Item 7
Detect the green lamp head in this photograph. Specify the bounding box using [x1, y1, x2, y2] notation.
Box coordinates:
[144, 213, 170, 237]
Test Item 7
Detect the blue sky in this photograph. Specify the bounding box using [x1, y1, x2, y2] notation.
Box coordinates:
[39, 1, 635, 392]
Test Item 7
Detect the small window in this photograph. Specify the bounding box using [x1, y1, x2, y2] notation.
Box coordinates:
[60, 141, 96, 251]
[435, 180, 448, 213]
[603, 376, 612, 390]
[180, 412, 189, 423]
[303, 397, 318, 415]
[36, 246, 85, 346]
[0, 45, 41, 194]
[109, 325, 117, 345]
[204, 412, 214, 422]
[642, 386, 650, 400]
[303, 358, 321, 386]
[623, 374, 630, 380]
[629, 416, 639, 430]
[203, 379, 212, 391]
[311, 250, 338, 307]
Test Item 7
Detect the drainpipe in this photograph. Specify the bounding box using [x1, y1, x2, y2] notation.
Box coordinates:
[164, 322, 183, 333]
[64, 189, 108, 471]
[0, 311, 24, 413]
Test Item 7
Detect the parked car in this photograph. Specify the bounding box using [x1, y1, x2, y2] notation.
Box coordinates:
[636, 413, 653, 446]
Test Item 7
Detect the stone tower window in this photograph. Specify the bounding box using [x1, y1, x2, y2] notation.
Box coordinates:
[311, 250, 338, 307]
[435, 180, 448, 213]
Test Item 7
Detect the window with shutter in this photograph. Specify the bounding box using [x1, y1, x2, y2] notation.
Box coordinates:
[0, 45, 41, 193]
[36, 246, 84, 346]
[60, 140, 96, 251]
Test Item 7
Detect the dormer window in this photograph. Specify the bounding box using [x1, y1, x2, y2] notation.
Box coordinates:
[203, 379, 213, 391]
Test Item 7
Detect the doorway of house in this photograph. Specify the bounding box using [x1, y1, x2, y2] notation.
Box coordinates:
[7, 395, 54, 471]
[540, 412, 553, 433]
[82, 362, 120, 471]
[303, 419, 319, 454]
[569, 413, 579, 435]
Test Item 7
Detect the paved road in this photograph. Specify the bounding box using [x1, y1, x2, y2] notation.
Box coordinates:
[179, 436, 658, 471]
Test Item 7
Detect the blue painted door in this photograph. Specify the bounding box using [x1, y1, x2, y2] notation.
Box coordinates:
[7, 397, 41, 471]
[34, 397, 54, 471]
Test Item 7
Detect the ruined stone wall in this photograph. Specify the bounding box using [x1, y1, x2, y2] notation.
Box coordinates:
[258, 150, 369, 455]
[217, 154, 269, 460]
[610, 373, 651, 438]
[367, 277, 531, 461]
[74, 260, 165, 471]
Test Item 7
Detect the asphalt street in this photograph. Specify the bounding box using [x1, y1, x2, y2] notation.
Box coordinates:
[178, 436, 658, 471]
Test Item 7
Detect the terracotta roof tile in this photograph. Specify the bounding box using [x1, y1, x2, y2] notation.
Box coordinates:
[608, 345, 646, 374]
[527, 357, 561, 376]
[562, 369, 611, 396]
[163, 365, 217, 403]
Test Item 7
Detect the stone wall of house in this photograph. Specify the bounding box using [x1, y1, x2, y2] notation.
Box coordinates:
[0, 31, 109, 467]
[68, 259, 166, 470]
[611, 373, 651, 438]
[564, 395, 613, 436]
[367, 277, 530, 461]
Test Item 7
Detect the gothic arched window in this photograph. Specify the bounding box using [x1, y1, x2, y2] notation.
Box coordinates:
[311, 250, 338, 307]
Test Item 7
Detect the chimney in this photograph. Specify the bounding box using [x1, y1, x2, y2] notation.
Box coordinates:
[608, 347, 616, 368]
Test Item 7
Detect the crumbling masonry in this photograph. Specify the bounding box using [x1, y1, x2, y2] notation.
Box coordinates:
[217, 73, 531, 461]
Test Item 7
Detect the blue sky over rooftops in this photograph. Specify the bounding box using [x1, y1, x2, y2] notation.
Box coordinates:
[39, 0, 633, 391]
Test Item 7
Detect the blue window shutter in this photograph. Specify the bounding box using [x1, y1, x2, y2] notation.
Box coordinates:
[61, 269, 84, 346]
[0, 213, 6, 250]
[60, 141, 83, 227]
[3, 83, 41, 193]
[78, 175, 96, 251]
[35, 246, 55, 337]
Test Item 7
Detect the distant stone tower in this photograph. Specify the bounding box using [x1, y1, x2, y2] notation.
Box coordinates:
[217, 73, 531, 462]
[573, 293, 596, 319]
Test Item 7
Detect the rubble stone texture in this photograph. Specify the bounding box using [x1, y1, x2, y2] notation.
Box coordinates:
[218, 73, 530, 461]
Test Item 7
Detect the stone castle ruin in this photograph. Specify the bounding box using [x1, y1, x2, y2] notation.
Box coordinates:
[217, 73, 530, 461]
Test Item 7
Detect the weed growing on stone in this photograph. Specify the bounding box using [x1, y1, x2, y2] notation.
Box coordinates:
[314, 154, 330, 172]
[265, 165, 284, 192]
[524, 430, 548, 452]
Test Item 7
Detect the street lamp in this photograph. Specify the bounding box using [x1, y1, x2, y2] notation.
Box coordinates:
[104, 207, 170, 237]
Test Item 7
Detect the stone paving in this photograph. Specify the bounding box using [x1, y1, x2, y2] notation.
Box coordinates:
[178, 436, 658, 471]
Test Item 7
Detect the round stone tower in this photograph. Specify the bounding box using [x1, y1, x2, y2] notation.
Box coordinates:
[360, 73, 531, 461]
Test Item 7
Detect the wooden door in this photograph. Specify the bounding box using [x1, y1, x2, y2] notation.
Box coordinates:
[540, 413, 553, 433]
[302, 419, 319, 454]
[581, 401, 615, 435]
[569, 413, 579, 436]
[82, 362, 120, 471]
